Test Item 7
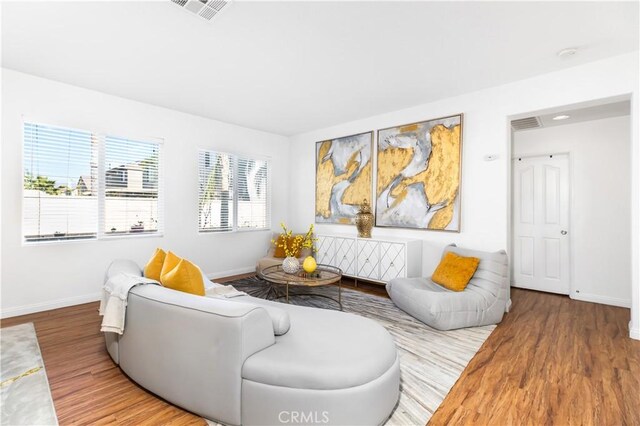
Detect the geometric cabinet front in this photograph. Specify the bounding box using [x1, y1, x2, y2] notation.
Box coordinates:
[315, 234, 422, 284]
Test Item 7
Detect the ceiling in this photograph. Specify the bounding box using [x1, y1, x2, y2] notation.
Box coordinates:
[537, 101, 631, 129]
[511, 99, 631, 132]
[2, 1, 638, 136]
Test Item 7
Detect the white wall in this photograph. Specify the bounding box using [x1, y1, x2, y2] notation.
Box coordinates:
[288, 52, 639, 337]
[1, 69, 290, 317]
[2, 53, 639, 340]
[513, 116, 631, 307]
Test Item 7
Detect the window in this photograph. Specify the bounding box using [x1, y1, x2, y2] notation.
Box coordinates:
[237, 156, 269, 229]
[106, 168, 127, 188]
[23, 121, 162, 243]
[198, 151, 234, 232]
[103, 135, 161, 235]
[23, 123, 98, 242]
[198, 150, 270, 233]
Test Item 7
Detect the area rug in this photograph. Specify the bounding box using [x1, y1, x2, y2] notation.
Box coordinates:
[0, 323, 58, 425]
[225, 276, 495, 425]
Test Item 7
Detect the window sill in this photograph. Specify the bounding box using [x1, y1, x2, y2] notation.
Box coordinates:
[198, 227, 271, 235]
[23, 232, 164, 246]
[100, 232, 164, 241]
[23, 237, 97, 247]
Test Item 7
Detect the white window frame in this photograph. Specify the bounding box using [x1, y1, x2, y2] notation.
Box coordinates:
[21, 119, 164, 245]
[198, 149, 271, 234]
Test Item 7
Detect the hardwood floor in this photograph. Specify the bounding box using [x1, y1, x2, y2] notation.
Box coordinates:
[429, 288, 640, 425]
[1, 286, 638, 425]
[1, 302, 205, 425]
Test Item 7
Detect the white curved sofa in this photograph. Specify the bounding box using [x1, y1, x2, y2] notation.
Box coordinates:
[103, 260, 400, 425]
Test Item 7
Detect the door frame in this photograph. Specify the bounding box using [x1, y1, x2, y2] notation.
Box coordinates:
[505, 93, 637, 340]
[509, 151, 573, 296]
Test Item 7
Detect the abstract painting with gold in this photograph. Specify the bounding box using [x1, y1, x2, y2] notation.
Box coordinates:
[316, 132, 373, 224]
[376, 115, 463, 232]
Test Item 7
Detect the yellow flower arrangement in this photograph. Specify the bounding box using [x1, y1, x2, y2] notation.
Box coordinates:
[272, 223, 316, 258]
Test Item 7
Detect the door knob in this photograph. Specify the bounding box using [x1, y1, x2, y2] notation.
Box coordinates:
[561, 230, 568, 235]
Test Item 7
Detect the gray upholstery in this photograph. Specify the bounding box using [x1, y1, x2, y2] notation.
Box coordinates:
[386, 245, 509, 330]
[242, 356, 400, 426]
[228, 299, 291, 336]
[104, 260, 400, 425]
[120, 285, 275, 425]
[241, 301, 397, 390]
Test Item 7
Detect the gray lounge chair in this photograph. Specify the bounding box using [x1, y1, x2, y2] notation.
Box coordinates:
[386, 244, 509, 330]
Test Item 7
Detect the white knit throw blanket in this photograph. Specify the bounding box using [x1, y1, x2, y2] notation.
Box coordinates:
[99, 273, 159, 335]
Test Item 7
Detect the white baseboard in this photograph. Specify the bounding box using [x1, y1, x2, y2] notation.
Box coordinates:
[629, 323, 640, 340]
[570, 292, 631, 308]
[206, 266, 256, 281]
[1, 292, 102, 319]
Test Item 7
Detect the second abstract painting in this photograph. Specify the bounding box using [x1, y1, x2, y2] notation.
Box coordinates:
[376, 114, 463, 232]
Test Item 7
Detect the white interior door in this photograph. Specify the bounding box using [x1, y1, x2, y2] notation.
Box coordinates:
[512, 154, 570, 294]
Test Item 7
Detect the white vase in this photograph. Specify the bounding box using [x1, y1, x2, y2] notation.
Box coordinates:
[282, 256, 300, 274]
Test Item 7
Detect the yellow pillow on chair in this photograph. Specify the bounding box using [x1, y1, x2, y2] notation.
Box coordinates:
[144, 248, 166, 281]
[160, 255, 205, 296]
[432, 252, 480, 292]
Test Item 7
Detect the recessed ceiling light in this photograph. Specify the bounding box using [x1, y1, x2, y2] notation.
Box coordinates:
[557, 48, 578, 58]
[552, 115, 571, 121]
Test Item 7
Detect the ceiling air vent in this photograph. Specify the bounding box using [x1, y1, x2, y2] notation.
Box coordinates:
[511, 116, 542, 131]
[170, 0, 230, 21]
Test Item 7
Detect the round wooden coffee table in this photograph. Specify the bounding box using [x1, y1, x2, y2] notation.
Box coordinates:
[258, 264, 343, 310]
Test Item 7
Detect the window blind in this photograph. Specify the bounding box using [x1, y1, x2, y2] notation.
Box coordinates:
[103, 135, 162, 236]
[236, 156, 270, 230]
[23, 121, 163, 243]
[23, 122, 99, 242]
[198, 151, 234, 232]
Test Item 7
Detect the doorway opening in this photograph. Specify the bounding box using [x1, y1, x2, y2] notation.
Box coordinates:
[509, 98, 632, 307]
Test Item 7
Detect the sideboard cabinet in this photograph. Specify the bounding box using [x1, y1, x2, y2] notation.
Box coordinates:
[315, 234, 422, 284]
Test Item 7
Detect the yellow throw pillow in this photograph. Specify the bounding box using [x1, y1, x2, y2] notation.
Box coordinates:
[273, 235, 302, 259]
[160, 258, 205, 296]
[432, 252, 480, 292]
[160, 251, 181, 279]
[144, 248, 166, 281]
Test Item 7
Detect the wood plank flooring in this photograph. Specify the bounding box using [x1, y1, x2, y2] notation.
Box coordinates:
[1, 301, 205, 425]
[1, 285, 638, 425]
[429, 289, 640, 425]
